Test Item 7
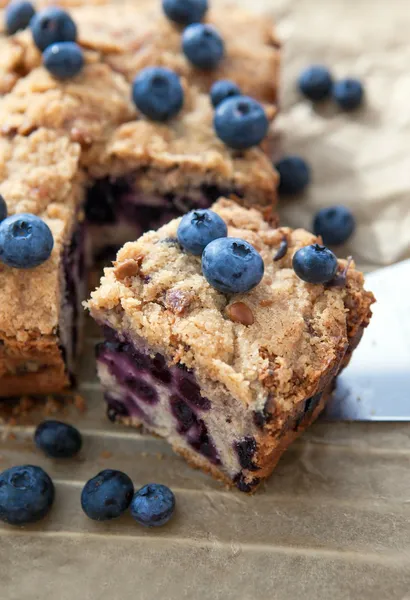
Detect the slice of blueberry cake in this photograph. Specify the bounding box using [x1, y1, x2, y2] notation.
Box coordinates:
[0, 129, 85, 396]
[87, 199, 374, 492]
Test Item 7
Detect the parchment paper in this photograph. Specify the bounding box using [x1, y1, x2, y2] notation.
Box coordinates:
[1, 1, 410, 599]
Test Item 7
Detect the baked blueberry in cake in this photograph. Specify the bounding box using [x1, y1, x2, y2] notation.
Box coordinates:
[0, 0, 280, 396]
[87, 199, 374, 492]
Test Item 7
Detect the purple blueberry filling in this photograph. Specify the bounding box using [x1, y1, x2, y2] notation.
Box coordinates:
[85, 178, 242, 256]
[97, 330, 220, 464]
[234, 436, 259, 471]
[60, 220, 86, 381]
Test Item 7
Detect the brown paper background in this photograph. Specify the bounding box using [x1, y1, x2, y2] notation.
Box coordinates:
[1, 0, 410, 598]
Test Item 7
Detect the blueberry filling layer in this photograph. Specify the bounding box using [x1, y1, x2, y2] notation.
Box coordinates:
[85, 178, 242, 254]
[96, 334, 220, 464]
[60, 220, 86, 380]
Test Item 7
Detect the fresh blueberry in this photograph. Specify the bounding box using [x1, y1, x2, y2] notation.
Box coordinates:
[0, 195, 7, 223]
[214, 96, 269, 150]
[0, 213, 54, 269]
[5, 1, 35, 35]
[332, 78, 364, 110]
[130, 483, 175, 527]
[298, 65, 333, 101]
[275, 155, 310, 195]
[177, 209, 227, 255]
[31, 7, 77, 52]
[34, 420, 82, 458]
[313, 205, 355, 246]
[0, 465, 54, 525]
[202, 237, 264, 294]
[182, 24, 224, 70]
[132, 67, 184, 122]
[43, 42, 84, 80]
[81, 469, 134, 521]
[162, 0, 208, 25]
[292, 244, 338, 284]
[210, 79, 241, 108]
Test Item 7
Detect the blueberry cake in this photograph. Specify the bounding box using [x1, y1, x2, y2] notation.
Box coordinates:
[87, 199, 374, 492]
[0, 0, 280, 396]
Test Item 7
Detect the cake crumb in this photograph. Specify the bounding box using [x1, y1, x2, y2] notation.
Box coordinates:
[44, 395, 62, 415]
[74, 394, 87, 413]
[100, 450, 113, 459]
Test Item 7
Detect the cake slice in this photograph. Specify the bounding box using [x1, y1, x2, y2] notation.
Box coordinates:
[0, 129, 85, 396]
[87, 199, 375, 492]
[0, 63, 278, 258]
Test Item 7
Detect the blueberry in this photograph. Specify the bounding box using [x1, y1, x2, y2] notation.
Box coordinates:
[162, 0, 208, 25]
[292, 244, 338, 284]
[313, 205, 355, 246]
[130, 483, 175, 527]
[298, 65, 333, 101]
[43, 42, 84, 80]
[0, 213, 54, 269]
[214, 96, 269, 150]
[332, 78, 364, 110]
[5, 1, 35, 35]
[31, 7, 77, 52]
[210, 79, 241, 108]
[81, 469, 134, 521]
[34, 420, 82, 458]
[0, 465, 54, 525]
[0, 195, 7, 223]
[177, 209, 227, 255]
[202, 237, 264, 294]
[132, 67, 184, 122]
[182, 24, 224, 70]
[275, 155, 310, 195]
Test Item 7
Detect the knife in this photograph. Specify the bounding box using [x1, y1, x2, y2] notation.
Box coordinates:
[323, 259, 410, 421]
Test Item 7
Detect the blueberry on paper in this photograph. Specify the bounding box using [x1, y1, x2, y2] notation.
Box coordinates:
[81, 470, 134, 521]
[275, 155, 310, 195]
[0, 465, 55, 525]
[162, 0, 208, 25]
[0, 213, 54, 269]
[214, 96, 269, 150]
[313, 205, 355, 246]
[34, 420, 82, 458]
[182, 23, 224, 70]
[210, 80, 241, 108]
[132, 67, 184, 121]
[5, 1, 35, 35]
[292, 244, 338, 284]
[202, 237, 264, 294]
[31, 7, 77, 52]
[177, 209, 227, 255]
[332, 78, 364, 110]
[130, 483, 175, 527]
[298, 65, 333, 101]
[43, 42, 84, 80]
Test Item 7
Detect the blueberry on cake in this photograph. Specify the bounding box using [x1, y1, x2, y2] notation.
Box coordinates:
[0, 1, 280, 396]
[87, 199, 374, 492]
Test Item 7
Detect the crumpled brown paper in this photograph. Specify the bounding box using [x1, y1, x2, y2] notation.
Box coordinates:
[266, 0, 410, 271]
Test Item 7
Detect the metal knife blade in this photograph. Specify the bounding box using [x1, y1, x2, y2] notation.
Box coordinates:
[323, 260, 410, 421]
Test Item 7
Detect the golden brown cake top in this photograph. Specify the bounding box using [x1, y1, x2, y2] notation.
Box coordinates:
[88, 199, 374, 410]
[0, 0, 280, 104]
[0, 62, 278, 203]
